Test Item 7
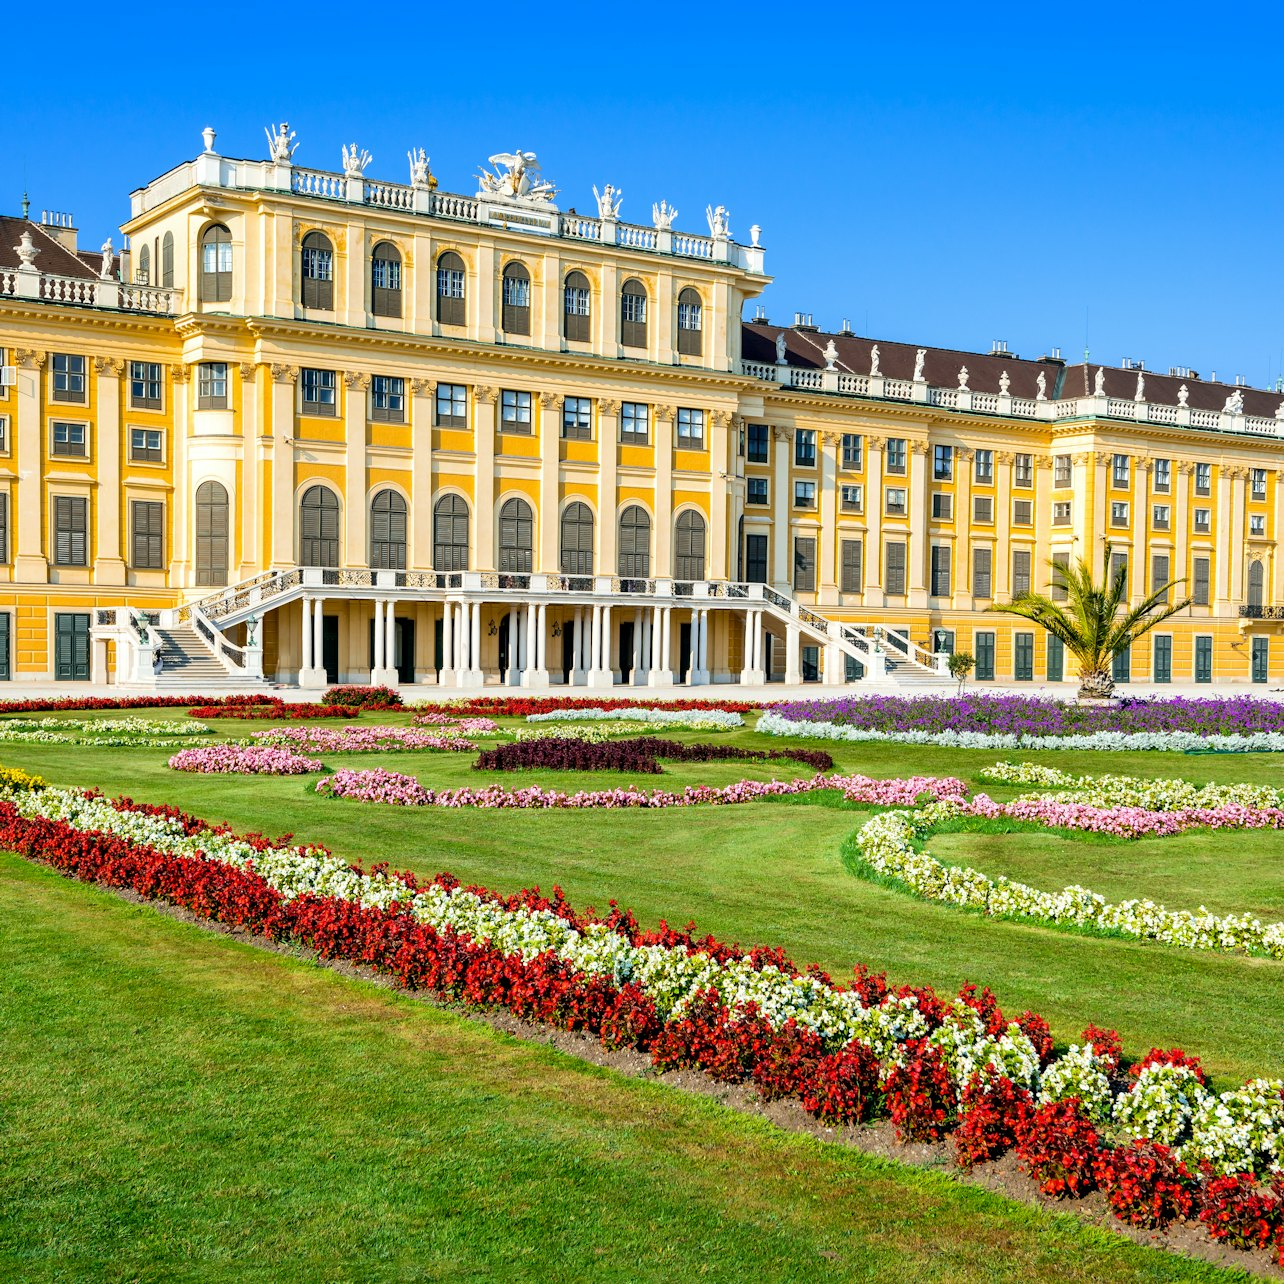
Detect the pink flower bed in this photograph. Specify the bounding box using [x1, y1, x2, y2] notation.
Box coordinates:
[411, 712, 499, 735]
[315, 769, 967, 811]
[168, 744, 323, 775]
[964, 795, 1284, 839]
[250, 725, 474, 754]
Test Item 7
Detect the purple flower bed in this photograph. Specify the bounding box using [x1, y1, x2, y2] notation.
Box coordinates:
[473, 736, 834, 775]
[774, 694, 1284, 738]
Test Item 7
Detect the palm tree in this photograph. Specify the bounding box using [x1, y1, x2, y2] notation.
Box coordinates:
[994, 545, 1192, 701]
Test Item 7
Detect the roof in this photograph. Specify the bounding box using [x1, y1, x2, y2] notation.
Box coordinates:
[0, 217, 108, 280]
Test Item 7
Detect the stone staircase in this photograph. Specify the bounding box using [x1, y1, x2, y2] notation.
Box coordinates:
[150, 625, 254, 689]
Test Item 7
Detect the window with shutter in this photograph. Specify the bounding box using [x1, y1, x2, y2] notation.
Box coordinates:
[131, 500, 164, 569]
[1193, 557, 1210, 606]
[200, 224, 232, 302]
[674, 510, 706, 580]
[498, 497, 534, 573]
[1195, 635, 1213, 682]
[436, 252, 466, 326]
[620, 279, 648, 348]
[563, 271, 591, 342]
[1152, 554, 1171, 600]
[0, 612, 10, 680]
[1248, 560, 1265, 608]
[1110, 551, 1128, 595]
[161, 232, 174, 287]
[676, 287, 702, 356]
[432, 495, 470, 571]
[370, 489, 408, 569]
[501, 262, 531, 335]
[974, 631, 995, 679]
[973, 547, 992, 598]
[1112, 645, 1131, 683]
[301, 232, 335, 310]
[745, 533, 768, 584]
[618, 506, 651, 577]
[299, 485, 340, 567]
[54, 612, 90, 680]
[1153, 634, 1172, 683]
[195, 480, 229, 586]
[1051, 552, 1070, 601]
[53, 496, 88, 566]
[1012, 549, 1032, 596]
[559, 502, 595, 575]
[840, 539, 862, 592]
[884, 541, 907, 595]
[930, 545, 951, 597]
[371, 242, 402, 318]
[0, 493, 8, 564]
[793, 537, 816, 592]
[1014, 632, 1034, 680]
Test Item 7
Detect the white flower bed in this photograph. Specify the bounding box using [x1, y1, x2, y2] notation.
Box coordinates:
[527, 707, 743, 730]
[0, 716, 213, 747]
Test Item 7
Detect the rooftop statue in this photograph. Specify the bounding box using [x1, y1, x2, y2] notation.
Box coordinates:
[1135, 371, 1145, 401]
[99, 238, 113, 279]
[869, 344, 880, 377]
[652, 200, 678, 231]
[958, 366, 970, 390]
[999, 369, 1010, 395]
[1178, 384, 1189, 406]
[1036, 370, 1047, 401]
[1224, 389, 1245, 415]
[408, 148, 432, 189]
[823, 339, 838, 371]
[775, 333, 788, 364]
[265, 122, 297, 164]
[593, 183, 623, 219]
[478, 149, 557, 204]
[912, 348, 926, 381]
[706, 204, 730, 238]
[342, 143, 372, 178]
[1093, 367, 1106, 395]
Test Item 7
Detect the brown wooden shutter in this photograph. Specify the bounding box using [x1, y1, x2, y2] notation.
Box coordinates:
[195, 481, 229, 586]
[437, 253, 466, 327]
[676, 287, 702, 356]
[1051, 551, 1070, 601]
[1012, 549, 1032, 596]
[841, 538, 862, 592]
[502, 263, 531, 335]
[0, 493, 8, 565]
[674, 511, 705, 579]
[301, 233, 334, 310]
[499, 498, 533, 573]
[620, 280, 647, 349]
[371, 490, 407, 569]
[1193, 557, 1210, 605]
[618, 506, 651, 577]
[131, 500, 164, 569]
[931, 544, 951, 597]
[1152, 554, 1171, 598]
[885, 541, 906, 595]
[563, 271, 590, 342]
[973, 547, 992, 598]
[560, 502, 594, 575]
[793, 537, 816, 592]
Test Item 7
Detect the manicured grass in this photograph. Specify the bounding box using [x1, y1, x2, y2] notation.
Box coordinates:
[0, 856, 1249, 1284]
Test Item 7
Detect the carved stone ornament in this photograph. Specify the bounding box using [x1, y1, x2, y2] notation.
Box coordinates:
[15, 349, 47, 369]
[270, 364, 299, 384]
[910, 440, 930, 456]
[1035, 455, 1054, 469]
[710, 410, 732, 429]
[954, 446, 974, 463]
[265, 122, 297, 164]
[474, 385, 498, 404]
[343, 372, 371, 391]
[820, 430, 843, 446]
[771, 425, 793, 443]
[92, 357, 124, 377]
[410, 378, 435, 397]
[996, 450, 1016, 465]
[239, 363, 256, 381]
[652, 200, 678, 231]
[342, 143, 373, 178]
[1071, 451, 1094, 466]
[598, 399, 621, 415]
[539, 391, 563, 410]
[1177, 460, 1196, 475]
[170, 363, 190, 384]
[477, 149, 557, 205]
[1093, 450, 1114, 465]
[864, 433, 887, 450]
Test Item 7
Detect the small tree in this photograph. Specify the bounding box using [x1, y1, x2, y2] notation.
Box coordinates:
[995, 545, 1191, 701]
[947, 650, 975, 694]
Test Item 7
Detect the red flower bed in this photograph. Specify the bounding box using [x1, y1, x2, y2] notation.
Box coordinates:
[189, 700, 361, 721]
[436, 695, 766, 718]
[472, 736, 834, 774]
[1197, 1173, 1282, 1250]
[0, 693, 273, 716]
[954, 1070, 1033, 1169]
[884, 1040, 958, 1141]
[1097, 1141, 1197, 1228]
[320, 685, 403, 709]
[1016, 1100, 1101, 1198]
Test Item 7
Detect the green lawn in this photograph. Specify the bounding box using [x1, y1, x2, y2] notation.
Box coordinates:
[0, 855, 1253, 1284]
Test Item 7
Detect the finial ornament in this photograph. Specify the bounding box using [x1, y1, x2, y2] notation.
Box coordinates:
[652, 200, 678, 230]
[999, 369, 1010, 395]
[477, 149, 556, 204]
[705, 204, 730, 238]
[342, 143, 372, 178]
[592, 183, 622, 219]
[14, 230, 38, 269]
[957, 365, 970, 390]
[1178, 383, 1189, 407]
[749, 224, 761, 246]
[201, 126, 217, 155]
[912, 348, 926, 381]
[265, 122, 297, 164]
[408, 148, 432, 189]
[869, 344, 880, 377]
[823, 339, 838, 371]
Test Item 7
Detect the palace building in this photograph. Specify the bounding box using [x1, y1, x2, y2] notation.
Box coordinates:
[0, 125, 1279, 689]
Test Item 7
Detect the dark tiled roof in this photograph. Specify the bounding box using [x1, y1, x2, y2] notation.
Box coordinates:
[0, 217, 102, 280]
[1058, 363, 1280, 418]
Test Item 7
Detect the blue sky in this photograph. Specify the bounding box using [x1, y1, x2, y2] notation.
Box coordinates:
[10, 1, 1284, 384]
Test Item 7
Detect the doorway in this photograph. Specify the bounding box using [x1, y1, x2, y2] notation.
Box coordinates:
[322, 615, 339, 685]
[620, 621, 635, 683]
[678, 622, 692, 683]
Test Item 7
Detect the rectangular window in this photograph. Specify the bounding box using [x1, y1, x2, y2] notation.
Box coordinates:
[1014, 631, 1034, 681]
[1012, 549, 1032, 596]
[0, 493, 8, 564]
[1110, 501, 1129, 527]
[1052, 501, 1071, 525]
[131, 500, 164, 569]
[620, 402, 650, 445]
[794, 480, 816, 508]
[793, 537, 816, 592]
[0, 417, 7, 453]
[1051, 551, 1070, 601]
[745, 533, 768, 584]
[52, 495, 88, 566]
[1194, 507, 1211, 533]
[1112, 645, 1131, 684]
[301, 368, 336, 415]
[1013, 499, 1033, 525]
[370, 375, 405, 423]
[933, 444, 953, 480]
[747, 423, 769, 463]
[435, 383, 467, 428]
[1153, 634, 1173, 683]
[840, 484, 863, 512]
[1151, 553, 1170, 599]
[1193, 556, 1210, 605]
[371, 256, 401, 291]
[1252, 637, 1269, 684]
[1195, 462, 1212, 496]
[1251, 514, 1266, 537]
[1014, 453, 1033, 487]
[129, 360, 163, 409]
[884, 540, 907, 595]
[840, 538, 862, 593]
[885, 487, 907, 516]
[1195, 635, 1213, 683]
[51, 421, 87, 458]
[1053, 454, 1072, 487]
[52, 354, 86, 403]
[931, 492, 952, 520]
[885, 438, 907, 474]
[1154, 458, 1172, 492]
[974, 631, 995, 680]
[677, 407, 705, 448]
[562, 397, 592, 440]
[747, 477, 768, 505]
[841, 434, 862, 469]
[1110, 550, 1129, 594]
[1112, 454, 1130, 487]
[129, 428, 163, 462]
[1047, 634, 1064, 682]
[500, 389, 532, 432]
[1152, 504, 1170, 530]
[930, 544, 951, 597]
[973, 495, 993, 523]
[794, 429, 816, 467]
[973, 547, 992, 598]
[973, 449, 993, 483]
[198, 362, 228, 410]
[1252, 468, 1268, 499]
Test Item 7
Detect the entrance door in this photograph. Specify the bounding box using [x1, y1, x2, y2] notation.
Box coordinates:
[562, 629, 575, 683]
[620, 621, 635, 683]
[498, 612, 512, 680]
[322, 615, 339, 685]
[395, 618, 415, 685]
[763, 633, 774, 680]
[54, 612, 90, 681]
[678, 622, 691, 682]
[1252, 636, 1269, 684]
[434, 617, 444, 672]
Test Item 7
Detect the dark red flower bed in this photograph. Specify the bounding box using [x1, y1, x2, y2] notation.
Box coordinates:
[189, 699, 362, 720]
[473, 736, 833, 774]
[440, 695, 766, 718]
[0, 693, 275, 717]
[320, 685, 403, 709]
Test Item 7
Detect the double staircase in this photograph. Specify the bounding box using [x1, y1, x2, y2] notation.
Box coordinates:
[150, 625, 261, 690]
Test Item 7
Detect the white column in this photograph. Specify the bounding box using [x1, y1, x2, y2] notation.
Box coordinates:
[752, 610, 765, 678]
[456, 602, 468, 676]
[373, 598, 385, 674]
[696, 609, 710, 683]
[300, 597, 313, 674]
[587, 603, 608, 688]
[302, 597, 326, 688]
[523, 601, 546, 688]
[385, 600, 397, 683]
[441, 600, 455, 686]
[601, 604, 613, 678]
[632, 606, 645, 685]
[469, 601, 483, 684]
[785, 621, 801, 685]
[507, 609, 520, 686]
[741, 610, 755, 684]
[14, 353, 47, 581]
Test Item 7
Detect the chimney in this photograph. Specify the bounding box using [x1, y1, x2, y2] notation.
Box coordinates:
[40, 209, 77, 251]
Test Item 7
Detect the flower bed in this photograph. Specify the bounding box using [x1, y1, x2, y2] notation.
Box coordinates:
[411, 712, 500, 736]
[320, 684, 403, 709]
[4, 778, 1282, 1270]
[250, 725, 474, 754]
[427, 695, 764, 718]
[0, 694, 272, 717]
[0, 716, 213, 747]
[473, 736, 833, 775]
[527, 706, 743, 730]
[189, 700, 361, 721]
[167, 744, 324, 775]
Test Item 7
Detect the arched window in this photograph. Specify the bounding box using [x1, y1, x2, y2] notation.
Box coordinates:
[1249, 560, 1265, 608]
[371, 242, 402, 319]
[433, 494, 470, 571]
[498, 497, 534, 573]
[564, 270, 590, 342]
[137, 244, 151, 285]
[200, 224, 232, 303]
[161, 232, 174, 288]
[502, 262, 531, 335]
[674, 510, 706, 581]
[299, 485, 340, 567]
[559, 502, 594, 575]
[677, 287, 703, 357]
[195, 480, 229, 587]
[437, 251, 466, 326]
[370, 489, 407, 569]
[301, 231, 334, 310]
[618, 505, 651, 578]
[621, 278, 648, 348]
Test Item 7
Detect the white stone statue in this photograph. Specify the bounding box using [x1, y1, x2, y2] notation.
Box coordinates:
[477, 149, 556, 204]
[408, 148, 431, 189]
[869, 344, 880, 377]
[652, 200, 678, 230]
[14, 230, 39, 269]
[1224, 389, 1245, 415]
[958, 366, 970, 390]
[1036, 370, 1047, 401]
[1135, 371, 1145, 402]
[593, 183, 623, 220]
[823, 339, 838, 371]
[775, 332, 788, 364]
[98, 238, 113, 279]
[1178, 383, 1189, 407]
[1276, 401, 1284, 421]
[342, 143, 372, 178]
[912, 348, 926, 382]
[999, 369, 1011, 395]
[706, 204, 730, 238]
[1093, 367, 1105, 395]
[265, 121, 297, 164]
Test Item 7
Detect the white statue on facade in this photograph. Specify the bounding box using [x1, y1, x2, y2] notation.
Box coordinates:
[478, 149, 556, 203]
[912, 348, 926, 381]
[265, 122, 297, 164]
[342, 143, 372, 178]
[869, 344, 880, 377]
[652, 200, 678, 230]
[1178, 383, 1189, 407]
[823, 339, 838, 370]
[1135, 371, 1145, 401]
[1224, 389, 1245, 415]
[706, 204, 730, 238]
[14, 230, 39, 270]
[98, 238, 113, 279]
[1093, 367, 1106, 395]
[958, 366, 970, 390]
[408, 148, 431, 189]
[1036, 370, 1047, 401]
[999, 369, 1011, 395]
[775, 332, 788, 364]
[593, 183, 622, 219]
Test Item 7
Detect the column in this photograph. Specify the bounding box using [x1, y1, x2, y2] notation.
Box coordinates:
[301, 597, 326, 689]
[656, 606, 674, 684]
[741, 610, 755, 684]
[372, 598, 385, 676]
[995, 451, 1014, 597]
[270, 365, 297, 568]
[637, 606, 651, 685]
[516, 606, 527, 673]
[752, 610, 765, 681]
[588, 603, 611, 688]
[952, 447, 973, 606]
[817, 431, 838, 603]
[1034, 457, 1053, 596]
[1129, 458, 1148, 606]
[343, 373, 369, 565]
[440, 600, 454, 685]
[238, 363, 260, 577]
[385, 599, 397, 684]
[507, 609, 520, 685]
[907, 441, 929, 606]
[598, 400, 619, 576]
[785, 621, 801, 685]
[411, 379, 435, 569]
[522, 601, 546, 688]
[1228, 469, 1246, 608]
[14, 351, 47, 581]
[696, 608, 710, 683]
[654, 407, 675, 576]
[823, 641, 842, 685]
[771, 427, 791, 586]
[709, 411, 730, 580]
[469, 601, 483, 684]
[92, 358, 126, 583]
[1215, 468, 1234, 608]
[300, 597, 313, 674]
[632, 606, 645, 685]
[539, 394, 561, 570]
[474, 387, 497, 570]
[1176, 462, 1193, 592]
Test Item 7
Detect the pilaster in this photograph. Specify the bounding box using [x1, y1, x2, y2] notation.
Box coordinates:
[343, 371, 370, 565]
[474, 385, 497, 570]
[540, 393, 565, 570]
[13, 350, 47, 581]
[269, 364, 298, 568]
[907, 440, 929, 606]
[817, 430, 838, 603]
[410, 378, 435, 569]
[771, 426, 791, 586]
[709, 411, 731, 581]
[92, 358, 126, 583]
[654, 406, 674, 576]
[595, 393, 618, 574]
[863, 435, 884, 603]
[238, 363, 260, 577]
